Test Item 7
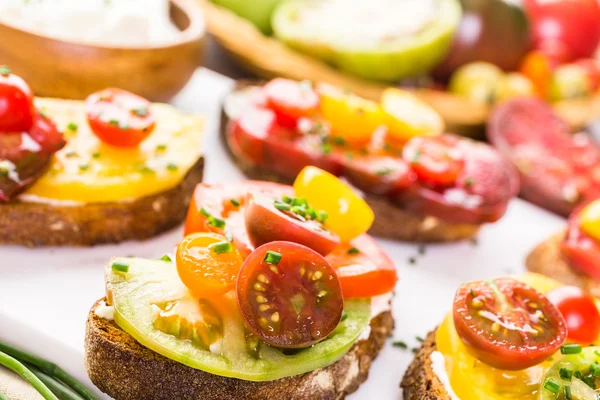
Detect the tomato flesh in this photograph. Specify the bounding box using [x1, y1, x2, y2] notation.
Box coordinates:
[236, 241, 343, 348]
[0, 69, 35, 133]
[403, 136, 464, 186]
[263, 78, 319, 128]
[561, 213, 600, 282]
[326, 235, 397, 298]
[176, 232, 244, 298]
[85, 88, 156, 147]
[546, 285, 600, 344]
[453, 278, 567, 370]
[244, 193, 340, 256]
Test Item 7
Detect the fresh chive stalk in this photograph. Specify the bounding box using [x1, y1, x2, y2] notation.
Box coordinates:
[0, 351, 58, 400]
[27, 364, 85, 400]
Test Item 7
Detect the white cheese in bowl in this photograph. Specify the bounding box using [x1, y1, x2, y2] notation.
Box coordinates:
[0, 0, 183, 47]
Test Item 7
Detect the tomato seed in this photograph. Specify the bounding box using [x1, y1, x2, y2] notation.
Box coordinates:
[254, 283, 266, 292]
[258, 304, 270, 312]
[256, 295, 267, 303]
[271, 312, 280, 322]
[312, 271, 323, 280]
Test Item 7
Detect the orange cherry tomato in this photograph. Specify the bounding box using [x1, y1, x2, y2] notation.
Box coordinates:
[519, 51, 556, 97]
[85, 88, 156, 147]
[236, 241, 343, 348]
[546, 285, 600, 344]
[326, 234, 397, 298]
[176, 232, 244, 298]
[263, 78, 319, 128]
[402, 136, 464, 186]
[453, 278, 567, 370]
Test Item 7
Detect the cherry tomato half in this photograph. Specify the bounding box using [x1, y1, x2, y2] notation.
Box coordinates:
[263, 78, 319, 128]
[546, 285, 600, 344]
[176, 232, 244, 298]
[403, 136, 464, 186]
[85, 88, 156, 147]
[244, 193, 340, 256]
[561, 211, 600, 281]
[453, 278, 567, 370]
[0, 68, 35, 132]
[326, 234, 397, 298]
[236, 241, 343, 348]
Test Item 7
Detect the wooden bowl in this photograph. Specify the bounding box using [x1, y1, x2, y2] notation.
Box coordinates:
[0, 0, 205, 102]
[202, 0, 600, 135]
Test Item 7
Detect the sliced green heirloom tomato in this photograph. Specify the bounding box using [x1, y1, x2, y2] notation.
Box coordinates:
[237, 241, 344, 348]
[539, 346, 600, 400]
[453, 278, 567, 371]
[106, 257, 369, 381]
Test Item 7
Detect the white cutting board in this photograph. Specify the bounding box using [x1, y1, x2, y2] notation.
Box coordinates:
[0, 68, 566, 399]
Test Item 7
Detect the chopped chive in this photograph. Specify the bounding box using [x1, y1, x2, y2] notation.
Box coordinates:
[208, 216, 225, 229]
[166, 163, 178, 171]
[469, 289, 475, 298]
[200, 208, 210, 218]
[291, 198, 308, 207]
[291, 205, 307, 218]
[160, 255, 171, 262]
[347, 247, 360, 255]
[564, 385, 572, 400]
[92, 152, 100, 159]
[332, 137, 346, 146]
[108, 119, 119, 125]
[136, 164, 154, 174]
[230, 199, 240, 207]
[132, 107, 149, 117]
[561, 344, 582, 355]
[416, 336, 424, 343]
[274, 200, 291, 211]
[111, 261, 129, 273]
[66, 122, 78, 131]
[341, 311, 348, 321]
[79, 163, 89, 171]
[543, 379, 560, 394]
[318, 210, 328, 223]
[0, 65, 11, 75]
[392, 341, 408, 349]
[411, 348, 418, 354]
[465, 177, 474, 187]
[282, 195, 293, 204]
[211, 241, 232, 254]
[408, 257, 416, 265]
[321, 143, 332, 154]
[65, 151, 78, 158]
[560, 368, 573, 381]
[583, 375, 596, 389]
[595, 349, 600, 357]
[264, 251, 282, 265]
[376, 168, 393, 176]
[156, 144, 167, 151]
[591, 363, 600, 377]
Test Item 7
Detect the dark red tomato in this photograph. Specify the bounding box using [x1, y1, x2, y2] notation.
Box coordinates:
[342, 155, 415, 196]
[402, 136, 464, 186]
[453, 278, 567, 370]
[0, 68, 35, 132]
[488, 98, 600, 216]
[561, 213, 600, 281]
[524, 0, 600, 61]
[326, 234, 397, 298]
[244, 193, 340, 256]
[184, 181, 293, 257]
[236, 241, 343, 348]
[85, 88, 156, 147]
[263, 78, 319, 128]
[546, 285, 600, 344]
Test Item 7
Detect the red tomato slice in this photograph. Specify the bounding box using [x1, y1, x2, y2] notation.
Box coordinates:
[236, 241, 343, 348]
[561, 213, 600, 281]
[0, 68, 35, 133]
[488, 98, 600, 216]
[402, 136, 464, 186]
[263, 78, 319, 128]
[342, 155, 415, 196]
[546, 285, 600, 344]
[326, 234, 397, 298]
[453, 278, 567, 370]
[244, 193, 340, 256]
[85, 88, 156, 147]
[227, 107, 277, 167]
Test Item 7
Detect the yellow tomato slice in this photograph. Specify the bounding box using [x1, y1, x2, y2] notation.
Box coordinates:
[318, 83, 384, 143]
[380, 88, 444, 141]
[293, 166, 374, 243]
[579, 199, 600, 241]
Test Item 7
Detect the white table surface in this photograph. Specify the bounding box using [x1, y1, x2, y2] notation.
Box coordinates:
[0, 68, 566, 399]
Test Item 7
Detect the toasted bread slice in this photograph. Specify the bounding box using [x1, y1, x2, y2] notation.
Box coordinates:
[220, 83, 480, 243]
[401, 330, 449, 400]
[0, 159, 203, 247]
[526, 232, 600, 298]
[85, 298, 393, 400]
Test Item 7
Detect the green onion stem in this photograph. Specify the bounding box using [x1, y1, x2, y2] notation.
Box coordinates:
[0, 342, 96, 400]
[26, 364, 85, 400]
[0, 390, 9, 400]
[0, 351, 58, 400]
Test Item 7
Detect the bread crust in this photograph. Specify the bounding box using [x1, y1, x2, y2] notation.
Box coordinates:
[220, 82, 479, 243]
[526, 231, 600, 298]
[85, 298, 394, 400]
[0, 158, 203, 247]
[401, 330, 449, 400]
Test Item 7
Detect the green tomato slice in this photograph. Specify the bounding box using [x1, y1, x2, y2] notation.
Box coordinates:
[106, 257, 371, 382]
[539, 346, 600, 400]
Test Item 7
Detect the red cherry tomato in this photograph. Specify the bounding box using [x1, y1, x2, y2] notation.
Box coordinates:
[326, 234, 397, 298]
[0, 68, 35, 132]
[264, 78, 319, 128]
[402, 136, 464, 186]
[244, 193, 340, 256]
[453, 278, 567, 370]
[546, 285, 600, 344]
[236, 241, 343, 348]
[227, 107, 278, 166]
[85, 88, 156, 147]
[561, 214, 600, 281]
[524, 0, 600, 61]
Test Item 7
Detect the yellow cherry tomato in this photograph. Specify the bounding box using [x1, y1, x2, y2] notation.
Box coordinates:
[579, 200, 600, 241]
[318, 83, 384, 143]
[293, 166, 374, 243]
[380, 88, 444, 141]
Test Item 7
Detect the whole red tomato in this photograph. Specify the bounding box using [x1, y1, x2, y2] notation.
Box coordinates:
[525, 0, 600, 62]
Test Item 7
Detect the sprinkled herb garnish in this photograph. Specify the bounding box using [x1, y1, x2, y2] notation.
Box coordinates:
[274, 200, 291, 211]
[275, 196, 328, 224]
[66, 122, 78, 131]
[408, 257, 416, 265]
[108, 119, 119, 126]
[111, 261, 129, 273]
[376, 168, 393, 176]
[230, 199, 240, 207]
[561, 344, 582, 355]
[132, 107, 149, 117]
[92, 152, 100, 159]
[392, 341, 408, 349]
[347, 247, 360, 255]
[412, 149, 422, 163]
[341, 311, 348, 321]
[321, 143, 332, 154]
[563, 385, 572, 400]
[0, 65, 11, 75]
[160, 255, 172, 262]
[156, 144, 167, 152]
[416, 336, 424, 343]
[79, 163, 89, 171]
[264, 251, 282, 265]
[332, 137, 346, 146]
[65, 151, 78, 158]
[211, 241, 232, 254]
[543, 379, 560, 394]
[166, 163, 178, 171]
[465, 177, 474, 187]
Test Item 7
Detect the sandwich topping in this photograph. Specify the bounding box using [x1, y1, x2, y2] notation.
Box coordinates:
[561, 199, 600, 281]
[103, 168, 397, 381]
[225, 78, 518, 226]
